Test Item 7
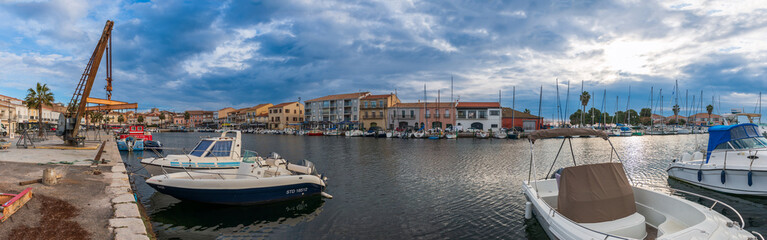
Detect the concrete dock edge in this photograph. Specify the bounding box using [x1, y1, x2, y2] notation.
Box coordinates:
[102, 139, 152, 240]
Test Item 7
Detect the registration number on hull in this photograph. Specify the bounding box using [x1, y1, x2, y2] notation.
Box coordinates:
[286, 188, 309, 194]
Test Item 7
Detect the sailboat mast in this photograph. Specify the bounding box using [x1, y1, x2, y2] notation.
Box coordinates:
[650, 86, 654, 129]
[538, 85, 543, 130]
[564, 80, 570, 127]
[626, 86, 631, 124]
[556, 78, 561, 126]
[512, 86, 516, 131]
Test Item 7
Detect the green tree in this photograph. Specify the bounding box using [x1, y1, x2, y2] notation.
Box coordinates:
[184, 111, 191, 126]
[90, 112, 103, 129]
[24, 83, 55, 136]
[579, 91, 591, 126]
[626, 109, 639, 125]
[706, 104, 714, 125]
[159, 113, 166, 127]
[639, 108, 652, 117]
[137, 115, 144, 124]
[118, 115, 125, 124]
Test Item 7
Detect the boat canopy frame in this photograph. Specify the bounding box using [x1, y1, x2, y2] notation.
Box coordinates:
[526, 128, 633, 191]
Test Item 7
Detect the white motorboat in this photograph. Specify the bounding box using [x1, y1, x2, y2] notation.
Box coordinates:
[522, 128, 760, 240]
[141, 131, 243, 176]
[493, 130, 507, 139]
[385, 131, 393, 138]
[445, 132, 457, 139]
[619, 126, 633, 136]
[413, 131, 425, 138]
[146, 152, 331, 205]
[475, 131, 489, 139]
[668, 123, 767, 196]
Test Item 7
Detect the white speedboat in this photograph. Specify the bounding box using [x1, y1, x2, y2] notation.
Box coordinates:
[493, 131, 507, 139]
[619, 126, 633, 136]
[668, 123, 767, 196]
[445, 132, 457, 139]
[523, 128, 760, 240]
[146, 152, 331, 205]
[413, 131, 425, 138]
[141, 131, 243, 176]
[475, 131, 489, 139]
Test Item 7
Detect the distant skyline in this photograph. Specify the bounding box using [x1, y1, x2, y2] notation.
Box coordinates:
[0, 0, 765, 118]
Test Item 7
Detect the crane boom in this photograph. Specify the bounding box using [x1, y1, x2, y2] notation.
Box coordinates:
[59, 20, 114, 145]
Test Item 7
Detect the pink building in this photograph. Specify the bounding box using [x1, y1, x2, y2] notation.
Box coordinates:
[418, 102, 456, 130]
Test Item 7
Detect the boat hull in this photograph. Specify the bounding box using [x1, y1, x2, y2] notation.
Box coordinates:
[667, 165, 767, 196]
[147, 181, 324, 205]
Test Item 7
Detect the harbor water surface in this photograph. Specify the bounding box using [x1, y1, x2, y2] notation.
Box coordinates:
[121, 133, 767, 239]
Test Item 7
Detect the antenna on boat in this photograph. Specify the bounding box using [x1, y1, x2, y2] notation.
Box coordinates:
[564, 80, 570, 127]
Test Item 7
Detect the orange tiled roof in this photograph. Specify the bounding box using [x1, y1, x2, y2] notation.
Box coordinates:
[456, 102, 501, 108]
[393, 102, 455, 108]
[270, 102, 299, 108]
[305, 92, 370, 102]
[362, 94, 394, 100]
[256, 113, 268, 117]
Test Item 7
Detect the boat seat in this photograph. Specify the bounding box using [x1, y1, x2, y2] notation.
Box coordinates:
[692, 152, 704, 160]
[581, 212, 647, 239]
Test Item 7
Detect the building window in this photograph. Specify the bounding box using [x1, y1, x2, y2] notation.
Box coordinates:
[491, 124, 498, 128]
[372, 112, 376, 118]
[371, 101, 376, 108]
[410, 110, 414, 118]
[378, 100, 383, 107]
[365, 112, 369, 118]
[379, 111, 383, 117]
[479, 111, 487, 119]
[458, 110, 466, 119]
[435, 110, 440, 118]
[445, 110, 450, 118]
[425, 110, 430, 118]
[490, 110, 500, 116]
[353, 115, 357, 121]
[467, 111, 476, 119]
[364, 101, 368, 108]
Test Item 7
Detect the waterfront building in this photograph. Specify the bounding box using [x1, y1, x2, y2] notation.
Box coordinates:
[268, 102, 304, 130]
[186, 110, 214, 127]
[173, 114, 186, 126]
[388, 103, 422, 129]
[216, 107, 236, 127]
[241, 103, 273, 127]
[501, 108, 544, 131]
[0, 94, 26, 135]
[687, 113, 723, 126]
[667, 114, 686, 124]
[455, 102, 501, 131]
[304, 92, 370, 129]
[255, 113, 269, 128]
[360, 94, 400, 130]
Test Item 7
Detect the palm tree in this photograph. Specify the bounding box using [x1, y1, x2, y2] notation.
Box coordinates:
[24, 83, 55, 137]
[706, 104, 714, 126]
[672, 104, 680, 125]
[579, 91, 590, 127]
[159, 113, 166, 127]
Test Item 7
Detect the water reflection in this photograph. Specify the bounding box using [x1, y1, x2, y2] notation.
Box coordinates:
[150, 195, 324, 240]
[118, 133, 766, 239]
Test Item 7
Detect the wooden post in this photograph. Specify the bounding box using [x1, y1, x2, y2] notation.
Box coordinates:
[43, 168, 58, 186]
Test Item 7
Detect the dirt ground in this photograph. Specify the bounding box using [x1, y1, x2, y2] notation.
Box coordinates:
[0, 162, 113, 239]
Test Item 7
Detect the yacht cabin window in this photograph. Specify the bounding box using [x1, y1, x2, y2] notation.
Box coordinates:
[191, 140, 214, 157]
[713, 137, 767, 151]
[207, 141, 233, 157]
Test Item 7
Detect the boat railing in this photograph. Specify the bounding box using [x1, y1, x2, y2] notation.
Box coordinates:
[635, 183, 746, 229]
[142, 147, 242, 162]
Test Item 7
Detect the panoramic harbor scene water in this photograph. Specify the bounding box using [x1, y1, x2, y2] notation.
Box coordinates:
[2, 0, 767, 240]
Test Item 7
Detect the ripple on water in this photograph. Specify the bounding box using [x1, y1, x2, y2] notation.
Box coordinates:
[120, 133, 767, 239]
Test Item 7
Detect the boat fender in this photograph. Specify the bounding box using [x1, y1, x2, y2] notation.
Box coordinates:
[697, 170, 703, 182]
[720, 170, 726, 184]
[748, 171, 753, 186]
[524, 202, 532, 220]
[321, 192, 333, 199]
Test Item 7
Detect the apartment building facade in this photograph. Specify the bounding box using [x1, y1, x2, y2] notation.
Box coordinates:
[268, 102, 304, 130]
[360, 94, 400, 130]
[304, 92, 370, 125]
[455, 102, 502, 131]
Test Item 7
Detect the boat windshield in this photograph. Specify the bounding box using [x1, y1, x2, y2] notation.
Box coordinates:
[714, 137, 767, 151]
[206, 140, 232, 157]
[190, 140, 214, 157]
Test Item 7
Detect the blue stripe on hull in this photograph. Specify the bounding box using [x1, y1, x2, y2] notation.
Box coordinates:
[147, 182, 324, 205]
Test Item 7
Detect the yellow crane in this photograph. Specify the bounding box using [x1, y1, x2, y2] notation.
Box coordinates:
[57, 20, 137, 145]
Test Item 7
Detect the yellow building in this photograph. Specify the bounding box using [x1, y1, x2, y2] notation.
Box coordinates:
[360, 94, 400, 130]
[268, 102, 304, 130]
[241, 103, 273, 126]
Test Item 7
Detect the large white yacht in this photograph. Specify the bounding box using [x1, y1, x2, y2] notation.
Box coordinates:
[668, 123, 767, 196]
[522, 128, 760, 240]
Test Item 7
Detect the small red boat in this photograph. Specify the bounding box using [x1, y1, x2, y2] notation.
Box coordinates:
[1, 188, 32, 222]
[306, 130, 324, 136]
[119, 125, 153, 141]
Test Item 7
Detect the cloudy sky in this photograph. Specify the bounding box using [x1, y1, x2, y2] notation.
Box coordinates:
[0, 0, 765, 120]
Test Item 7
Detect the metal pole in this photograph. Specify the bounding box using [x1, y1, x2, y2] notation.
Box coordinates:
[546, 138, 568, 177]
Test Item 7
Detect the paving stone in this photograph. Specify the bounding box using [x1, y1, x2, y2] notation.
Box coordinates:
[109, 218, 146, 234]
[114, 203, 141, 218]
[106, 186, 131, 196]
[112, 193, 136, 204]
[114, 228, 149, 240]
[110, 177, 131, 187]
[112, 165, 126, 173]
